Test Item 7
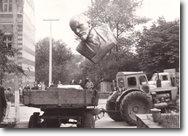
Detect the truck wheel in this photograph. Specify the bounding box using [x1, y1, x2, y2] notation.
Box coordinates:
[106, 101, 122, 121]
[120, 91, 152, 125]
[80, 112, 95, 128]
[28, 113, 41, 128]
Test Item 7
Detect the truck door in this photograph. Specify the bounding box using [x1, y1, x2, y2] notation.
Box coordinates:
[160, 74, 171, 88]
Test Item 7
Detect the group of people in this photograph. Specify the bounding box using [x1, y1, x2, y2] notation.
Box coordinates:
[50, 78, 94, 90]
[22, 78, 95, 91]
[78, 78, 94, 90]
[24, 81, 46, 91]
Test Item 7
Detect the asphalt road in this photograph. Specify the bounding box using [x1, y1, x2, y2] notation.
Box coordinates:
[6, 99, 136, 128]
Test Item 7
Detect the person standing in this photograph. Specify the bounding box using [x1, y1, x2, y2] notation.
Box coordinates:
[0, 85, 7, 123]
[85, 78, 94, 90]
[31, 81, 39, 90]
[41, 82, 46, 91]
[57, 81, 63, 88]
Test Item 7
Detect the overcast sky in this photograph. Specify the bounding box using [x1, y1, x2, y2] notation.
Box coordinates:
[34, 0, 180, 52]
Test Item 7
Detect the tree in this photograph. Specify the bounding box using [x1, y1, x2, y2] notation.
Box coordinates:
[35, 38, 81, 85]
[87, 0, 149, 51]
[65, 54, 85, 83]
[0, 30, 24, 85]
[136, 18, 179, 77]
[77, 0, 146, 83]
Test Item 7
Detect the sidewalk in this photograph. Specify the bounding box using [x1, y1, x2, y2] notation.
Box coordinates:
[0, 102, 16, 128]
[1, 102, 41, 128]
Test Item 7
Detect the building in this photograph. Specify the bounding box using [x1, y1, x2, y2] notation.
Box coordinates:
[0, 0, 35, 90]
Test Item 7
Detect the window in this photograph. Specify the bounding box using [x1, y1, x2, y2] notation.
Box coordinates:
[0, 0, 3, 12]
[1, 0, 12, 12]
[3, 3, 8, 12]
[128, 77, 137, 86]
[162, 75, 168, 81]
[8, 0, 12, 12]
[3, 34, 13, 49]
[139, 76, 147, 85]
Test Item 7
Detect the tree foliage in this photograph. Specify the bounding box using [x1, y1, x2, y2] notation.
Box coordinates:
[88, 0, 148, 39]
[80, 3, 179, 84]
[35, 38, 83, 85]
[0, 30, 24, 85]
[78, 0, 145, 83]
[136, 18, 179, 77]
[87, 0, 149, 53]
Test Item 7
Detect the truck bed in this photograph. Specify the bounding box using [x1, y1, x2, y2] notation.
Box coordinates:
[23, 86, 98, 108]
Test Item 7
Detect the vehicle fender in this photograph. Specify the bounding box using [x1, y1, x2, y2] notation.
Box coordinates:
[107, 91, 120, 103]
[116, 88, 141, 105]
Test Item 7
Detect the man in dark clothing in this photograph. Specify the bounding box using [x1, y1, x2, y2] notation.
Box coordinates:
[0, 85, 7, 122]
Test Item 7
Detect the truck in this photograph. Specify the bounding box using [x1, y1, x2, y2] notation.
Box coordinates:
[148, 69, 179, 89]
[106, 71, 179, 125]
[22, 85, 99, 128]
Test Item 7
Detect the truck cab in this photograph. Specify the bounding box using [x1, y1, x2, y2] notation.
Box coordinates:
[148, 72, 172, 89]
[106, 71, 179, 125]
[116, 71, 149, 93]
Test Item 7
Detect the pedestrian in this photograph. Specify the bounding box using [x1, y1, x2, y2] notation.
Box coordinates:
[38, 82, 42, 90]
[71, 79, 76, 85]
[31, 81, 39, 90]
[5, 87, 11, 102]
[57, 81, 63, 88]
[79, 79, 84, 88]
[24, 82, 31, 91]
[49, 82, 56, 88]
[41, 82, 46, 91]
[85, 78, 94, 90]
[0, 85, 7, 123]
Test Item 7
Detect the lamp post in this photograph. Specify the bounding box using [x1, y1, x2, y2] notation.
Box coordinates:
[43, 19, 59, 87]
[13, 0, 19, 123]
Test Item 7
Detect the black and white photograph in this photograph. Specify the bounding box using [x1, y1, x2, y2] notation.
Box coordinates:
[0, 0, 180, 129]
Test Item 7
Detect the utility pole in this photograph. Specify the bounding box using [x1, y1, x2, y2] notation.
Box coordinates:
[43, 19, 59, 87]
[13, 0, 19, 123]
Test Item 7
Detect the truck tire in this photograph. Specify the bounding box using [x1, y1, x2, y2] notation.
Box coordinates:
[79, 112, 95, 128]
[120, 91, 152, 125]
[106, 101, 122, 121]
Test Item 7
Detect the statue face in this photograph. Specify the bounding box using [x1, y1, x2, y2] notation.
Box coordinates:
[75, 23, 89, 40]
[70, 16, 90, 40]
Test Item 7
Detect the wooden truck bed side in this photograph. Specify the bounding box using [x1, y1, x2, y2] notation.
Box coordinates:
[23, 87, 98, 108]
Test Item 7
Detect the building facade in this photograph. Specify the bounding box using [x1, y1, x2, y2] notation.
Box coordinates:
[0, 0, 35, 90]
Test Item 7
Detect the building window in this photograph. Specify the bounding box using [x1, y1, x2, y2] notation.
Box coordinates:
[9, 0, 12, 12]
[3, 33, 13, 49]
[0, 0, 12, 12]
[0, 0, 3, 12]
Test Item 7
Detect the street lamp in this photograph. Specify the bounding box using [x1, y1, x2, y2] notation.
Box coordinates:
[12, 0, 20, 123]
[43, 19, 59, 87]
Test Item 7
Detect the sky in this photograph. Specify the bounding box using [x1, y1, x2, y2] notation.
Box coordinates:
[33, 0, 180, 52]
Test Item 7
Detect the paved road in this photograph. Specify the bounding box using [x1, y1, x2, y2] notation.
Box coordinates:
[5, 99, 136, 128]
